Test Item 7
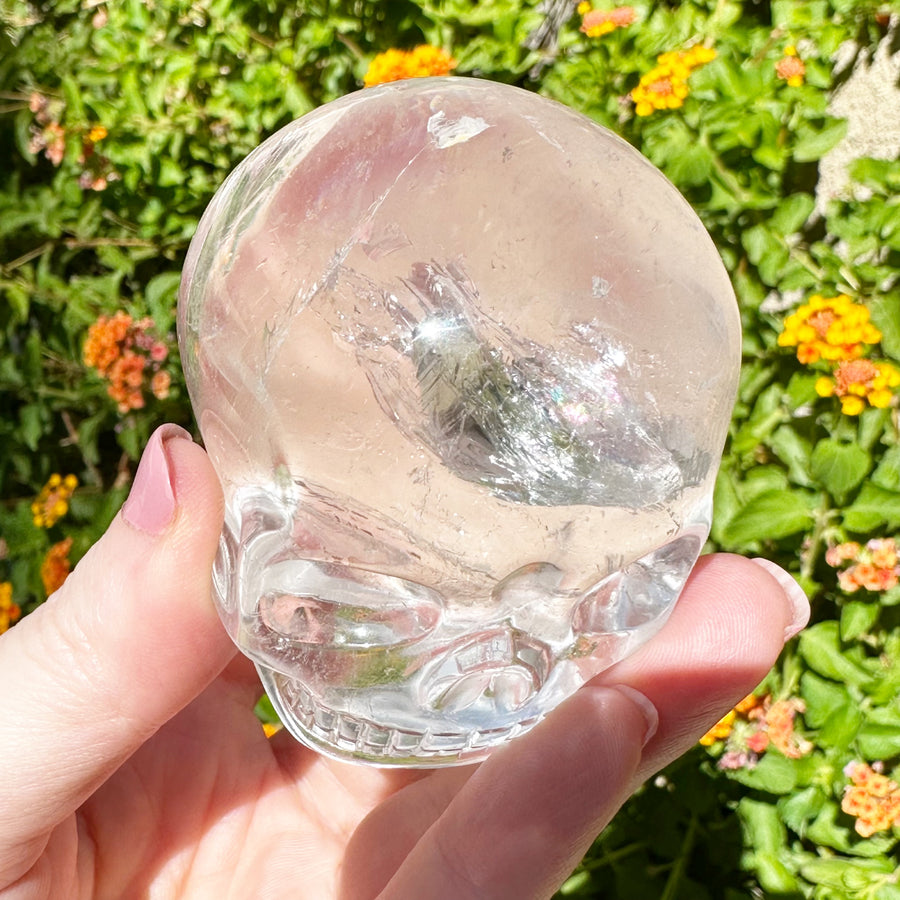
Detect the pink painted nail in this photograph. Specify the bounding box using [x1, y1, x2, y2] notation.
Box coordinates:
[122, 424, 192, 534]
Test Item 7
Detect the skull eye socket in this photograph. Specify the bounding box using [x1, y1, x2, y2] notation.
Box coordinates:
[256, 561, 443, 651]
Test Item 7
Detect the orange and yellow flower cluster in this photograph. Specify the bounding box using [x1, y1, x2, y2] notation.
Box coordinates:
[778, 293, 898, 415]
[775, 46, 806, 87]
[41, 537, 74, 596]
[699, 692, 761, 746]
[630, 46, 716, 117]
[363, 46, 457, 88]
[577, 3, 636, 37]
[815, 359, 900, 416]
[701, 694, 813, 769]
[0, 582, 21, 634]
[31, 473, 78, 529]
[83, 311, 172, 413]
[778, 294, 880, 364]
[826, 538, 900, 594]
[842, 761, 900, 838]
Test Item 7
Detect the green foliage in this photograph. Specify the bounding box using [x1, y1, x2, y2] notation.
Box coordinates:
[3, 0, 900, 896]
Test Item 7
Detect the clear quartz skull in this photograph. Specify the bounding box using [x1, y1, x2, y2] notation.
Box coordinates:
[178, 77, 741, 767]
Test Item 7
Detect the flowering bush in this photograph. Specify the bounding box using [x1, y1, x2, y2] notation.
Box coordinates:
[2, 1, 900, 896]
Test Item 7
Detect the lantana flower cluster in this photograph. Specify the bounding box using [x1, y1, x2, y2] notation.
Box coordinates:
[778, 293, 899, 415]
[630, 46, 717, 117]
[775, 45, 806, 86]
[31, 473, 78, 529]
[363, 46, 456, 87]
[0, 582, 22, 634]
[83, 312, 173, 413]
[577, 3, 636, 38]
[27, 92, 117, 190]
[842, 761, 900, 838]
[41, 537, 74, 597]
[826, 538, 900, 594]
[700, 694, 813, 770]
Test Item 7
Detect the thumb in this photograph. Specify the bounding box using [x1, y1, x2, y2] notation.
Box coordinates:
[0, 424, 235, 880]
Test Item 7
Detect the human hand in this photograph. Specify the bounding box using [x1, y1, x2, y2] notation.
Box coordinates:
[1, 424, 809, 899]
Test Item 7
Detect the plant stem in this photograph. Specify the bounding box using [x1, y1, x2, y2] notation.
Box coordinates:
[660, 814, 698, 900]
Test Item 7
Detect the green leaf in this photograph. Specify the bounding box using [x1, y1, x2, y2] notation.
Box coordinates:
[801, 671, 852, 728]
[840, 600, 880, 642]
[778, 786, 826, 836]
[665, 141, 715, 188]
[805, 803, 855, 853]
[720, 489, 815, 545]
[742, 224, 789, 285]
[739, 797, 788, 854]
[793, 118, 848, 163]
[843, 483, 900, 532]
[771, 425, 814, 487]
[771, 193, 815, 235]
[857, 724, 900, 760]
[798, 622, 874, 688]
[870, 294, 900, 362]
[871, 446, 900, 492]
[810, 439, 871, 503]
[728, 752, 798, 794]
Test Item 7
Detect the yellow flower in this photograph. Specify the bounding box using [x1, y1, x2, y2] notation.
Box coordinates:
[816, 358, 900, 416]
[363, 45, 456, 87]
[699, 694, 761, 746]
[630, 46, 715, 116]
[31, 474, 79, 528]
[700, 709, 736, 746]
[778, 294, 881, 365]
[262, 721, 283, 739]
[87, 125, 108, 142]
[0, 582, 21, 634]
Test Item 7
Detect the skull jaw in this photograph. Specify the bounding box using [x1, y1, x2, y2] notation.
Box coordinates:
[215, 488, 708, 766]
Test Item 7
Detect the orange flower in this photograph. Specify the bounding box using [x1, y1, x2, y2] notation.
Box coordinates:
[828, 538, 900, 594]
[150, 369, 172, 400]
[579, 5, 636, 37]
[765, 698, 813, 759]
[842, 761, 900, 837]
[0, 582, 21, 634]
[83, 311, 133, 374]
[363, 46, 457, 87]
[817, 359, 900, 416]
[83, 312, 173, 413]
[703, 694, 812, 768]
[775, 46, 806, 87]
[41, 537, 73, 596]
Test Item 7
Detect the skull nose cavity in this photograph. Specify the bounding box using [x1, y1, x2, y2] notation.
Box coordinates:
[258, 561, 443, 650]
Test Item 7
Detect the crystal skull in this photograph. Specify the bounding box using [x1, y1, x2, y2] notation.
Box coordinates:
[178, 77, 741, 767]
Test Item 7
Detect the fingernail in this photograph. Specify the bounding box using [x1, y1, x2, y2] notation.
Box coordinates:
[750, 557, 810, 641]
[610, 685, 659, 748]
[122, 424, 192, 535]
